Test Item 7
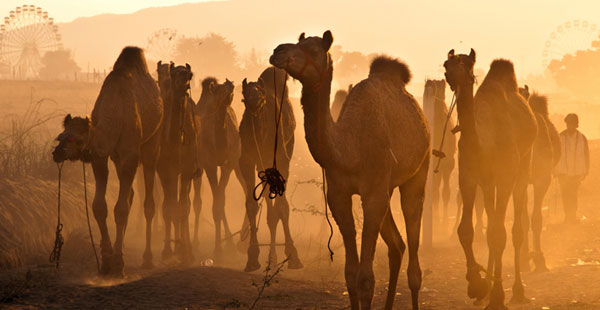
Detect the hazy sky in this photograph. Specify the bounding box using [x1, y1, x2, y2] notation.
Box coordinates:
[0, 0, 214, 22]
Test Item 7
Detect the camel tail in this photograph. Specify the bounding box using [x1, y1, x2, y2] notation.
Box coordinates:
[369, 55, 412, 84]
[113, 46, 149, 74]
[529, 93, 549, 117]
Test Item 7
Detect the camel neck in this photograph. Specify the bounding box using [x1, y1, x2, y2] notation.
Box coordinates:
[300, 68, 345, 169]
[167, 90, 187, 143]
[455, 82, 476, 139]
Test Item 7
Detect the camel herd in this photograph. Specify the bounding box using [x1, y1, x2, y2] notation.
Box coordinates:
[51, 31, 562, 310]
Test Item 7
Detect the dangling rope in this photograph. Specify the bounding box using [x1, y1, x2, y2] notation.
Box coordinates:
[432, 93, 457, 173]
[253, 70, 289, 201]
[82, 162, 100, 273]
[321, 168, 335, 261]
[49, 162, 65, 269]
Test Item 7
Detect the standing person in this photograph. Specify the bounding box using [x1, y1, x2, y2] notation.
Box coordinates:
[555, 113, 590, 224]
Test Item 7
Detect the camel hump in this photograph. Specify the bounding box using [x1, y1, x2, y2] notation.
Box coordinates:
[529, 93, 548, 116]
[113, 46, 149, 74]
[202, 77, 218, 90]
[485, 59, 518, 90]
[259, 66, 288, 91]
[369, 55, 411, 84]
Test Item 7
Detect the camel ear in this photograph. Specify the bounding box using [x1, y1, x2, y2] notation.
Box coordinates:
[322, 30, 333, 51]
[169, 62, 175, 71]
[242, 78, 248, 90]
[348, 84, 353, 92]
[525, 85, 529, 91]
[63, 114, 72, 128]
[298, 32, 305, 42]
[186, 63, 191, 70]
[157, 60, 162, 68]
[469, 48, 476, 62]
[257, 78, 265, 90]
[447, 49, 455, 59]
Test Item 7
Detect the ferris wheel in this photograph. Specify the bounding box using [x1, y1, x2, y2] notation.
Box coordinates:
[146, 28, 178, 62]
[542, 19, 599, 69]
[0, 5, 62, 79]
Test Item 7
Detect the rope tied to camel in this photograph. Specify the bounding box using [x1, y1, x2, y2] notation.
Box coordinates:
[432, 92, 457, 173]
[321, 168, 335, 262]
[49, 162, 65, 269]
[253, 69, 289, 201]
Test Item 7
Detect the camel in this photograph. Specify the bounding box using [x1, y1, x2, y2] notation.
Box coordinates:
[52, 46, 163, 276]
[518, 86, 561, 273]
[270, 31, 430, 310]
[424, 79, 456, 226]
[155, 62, 200, 265]
[195, 77, 246, 258]
[239, 66, 302, 271]
[444, 49, 538, 309]
[331, 84, 352, 121]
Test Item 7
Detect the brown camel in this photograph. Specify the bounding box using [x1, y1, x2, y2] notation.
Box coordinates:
[155, 62, 200, 265]
[239, 66, 302, 271]
[270, 31, 430, 310]
[424, 79, 456, 226]
[331, 84, 352, 122]
[52, 46, 163, 276]
[195, 77, 246, 258]
[518, 85, 561, 273]
[444, 50, 537, 309]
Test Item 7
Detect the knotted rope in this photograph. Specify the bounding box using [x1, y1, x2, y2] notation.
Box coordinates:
[49, 162, 64, 269]
[432, 93, 457, 173]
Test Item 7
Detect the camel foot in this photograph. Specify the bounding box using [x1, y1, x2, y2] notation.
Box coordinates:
[268, 250, 278, 267]
[484, 302, 508, 310]
[161, 246, 173, 261]
[244, 260, 261, 272]
[467, 268, 490, 301]
[100, 255, 112, 275]
[510, 283, 530, 304]
[141, 251, 154, 269]
[532, 252, 549, 273]
[284, 244, 303, 269]
[109, 255, 125, 278]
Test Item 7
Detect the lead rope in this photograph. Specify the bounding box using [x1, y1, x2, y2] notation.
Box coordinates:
[432, 93, 457, 173]
[253, 69, 289, 200]
[321, 168, 335, 261]
[82, 162, 100, 273]
[49, 162, 65, 269]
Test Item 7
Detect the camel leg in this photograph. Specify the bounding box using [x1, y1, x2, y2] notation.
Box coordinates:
[111, 154, 139, 277]
[141, 160, 157, 269]
[218, 166, 235, 250]
[357, 186, 390, 309]
[178, 171, 195, 265]
[380, 203, 405, 310]
[277, 194, 303, 269]
[432, 171, 442, 225]
[91, 155, 112, 275]
[265, 197, 278, 265]
[400, 161, 427, 310]
[442, 168, 452, 230]
[457, 164, 489, 302]
[510, 164, 531, 304]
[474, 187, 486, 241]
[486, 177, 512, 310]
[157, 162, 178, 261]
[328, 184, 359, 310]
[520, 188, 531, 273]
[192, 172, 203, 247]
[239, 156, 260, 272]
[205, 165, 223, 258]
[531, 176, 551, 272]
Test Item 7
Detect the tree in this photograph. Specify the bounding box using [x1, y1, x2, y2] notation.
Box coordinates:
[174, 33, 242, 82]
[547, 46, 600, 100]
[39, 49, 81, 80]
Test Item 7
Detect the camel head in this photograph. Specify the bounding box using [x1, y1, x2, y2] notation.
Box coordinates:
[169, 63, 193, 96]
[269, 30, 333, 86]
[518, 85, 530, 101]
[157, 61, 171, 94]
[443, 49, 476, 91]
[241, 77, 267, 115]
[52, 114, 91, 163]
[424, 79, 446, 100]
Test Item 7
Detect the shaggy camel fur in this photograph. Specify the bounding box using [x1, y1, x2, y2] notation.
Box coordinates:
[239, 66, 302, 271]
[445, 50, 537, 309]
[518, 86, 561, 272]
[270, 31, 430, 310]
[331, 84, 352, 122]
[155, 62, 199, 265]
[196, 77, 246, 259]
[52, 46, 163, 276]
[424, 79, 456, 225]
